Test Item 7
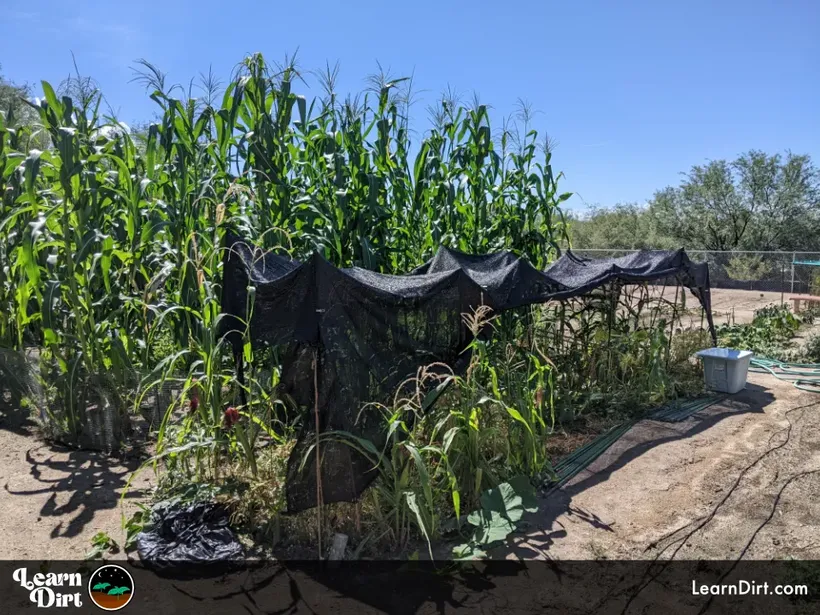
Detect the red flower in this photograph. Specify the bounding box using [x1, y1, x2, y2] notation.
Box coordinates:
[188, 379, 200, 413]
[223, 406, 240, 428]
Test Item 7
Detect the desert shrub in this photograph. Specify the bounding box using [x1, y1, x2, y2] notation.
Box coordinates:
[799, 333, 820, 363]
[725, 254, 773, 289]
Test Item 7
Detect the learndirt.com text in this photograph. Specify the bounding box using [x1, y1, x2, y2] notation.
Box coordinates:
[692, 580, 809, 597]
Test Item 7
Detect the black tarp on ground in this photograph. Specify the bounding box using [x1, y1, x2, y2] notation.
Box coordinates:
[220, 234, 715, 513]
[136, 501, 245, 576]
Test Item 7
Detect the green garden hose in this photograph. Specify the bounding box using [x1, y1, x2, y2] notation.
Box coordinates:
[749, 357, 820, 393]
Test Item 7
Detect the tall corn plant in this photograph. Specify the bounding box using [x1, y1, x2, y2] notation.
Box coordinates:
[1, 51, 571, 453]
[3, 86, 150, 442]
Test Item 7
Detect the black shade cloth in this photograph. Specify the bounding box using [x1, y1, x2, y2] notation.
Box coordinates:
[220, 234, 715, 513]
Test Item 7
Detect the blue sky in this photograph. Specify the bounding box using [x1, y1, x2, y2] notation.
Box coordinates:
[1, 0, 818, 211]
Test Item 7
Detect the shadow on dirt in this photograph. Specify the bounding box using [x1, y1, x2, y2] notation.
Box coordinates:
[3, 444, 147, 538]
[494, 383, 776, 559]
[118, 558, 803, 615]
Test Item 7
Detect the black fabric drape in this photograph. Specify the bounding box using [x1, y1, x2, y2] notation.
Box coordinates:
[220, 234, 716, 513]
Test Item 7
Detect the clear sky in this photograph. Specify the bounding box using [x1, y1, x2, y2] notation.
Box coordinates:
[1, 0, 818, 211]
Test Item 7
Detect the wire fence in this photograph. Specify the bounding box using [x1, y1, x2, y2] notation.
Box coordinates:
[573, 249, 820, 325]
[573, 250, 820, 296]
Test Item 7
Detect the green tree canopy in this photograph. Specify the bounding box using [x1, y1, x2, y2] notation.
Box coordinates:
[648, 151, 820, 251]
[569, 202, 676, 250]
[0, 65, 52, 152]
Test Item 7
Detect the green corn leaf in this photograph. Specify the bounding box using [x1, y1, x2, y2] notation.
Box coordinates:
[404, 491, 433, 561]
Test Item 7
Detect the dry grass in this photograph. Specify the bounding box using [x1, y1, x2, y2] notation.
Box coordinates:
[545, 414, 624, 461]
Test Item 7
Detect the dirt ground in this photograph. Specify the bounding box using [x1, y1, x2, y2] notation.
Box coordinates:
[705, 287, 793, 326]
[588, 285, 788, 328]
[679, 287, 790, 326]
[498, 370, 820, 562]
[0, 406, 153, 560]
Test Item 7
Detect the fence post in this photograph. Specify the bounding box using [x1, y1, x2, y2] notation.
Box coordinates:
[791, 253, 796, 295]
[781, 261, 785, 306]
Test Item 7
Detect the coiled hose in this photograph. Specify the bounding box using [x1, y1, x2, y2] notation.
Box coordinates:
[749, 357, 820, 393]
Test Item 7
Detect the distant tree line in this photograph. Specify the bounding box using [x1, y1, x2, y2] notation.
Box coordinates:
[570, 150, 820, 253]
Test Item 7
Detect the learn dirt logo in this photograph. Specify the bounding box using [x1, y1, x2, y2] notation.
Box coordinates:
[87, 565, 134, 611]
[13, 567, 84, 608]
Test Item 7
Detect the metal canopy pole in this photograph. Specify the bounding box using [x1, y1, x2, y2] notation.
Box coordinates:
[781, 261, 785, 306]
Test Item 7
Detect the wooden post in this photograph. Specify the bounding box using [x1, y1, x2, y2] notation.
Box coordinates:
[313, 348, 323, 559]
[666, 284, 680, 368]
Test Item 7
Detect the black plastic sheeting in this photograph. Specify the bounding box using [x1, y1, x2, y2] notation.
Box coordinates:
[220, 234, 715, 513]
[136, 502, 245, 576]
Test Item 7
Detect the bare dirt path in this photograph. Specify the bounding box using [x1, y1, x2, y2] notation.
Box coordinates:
[501, 371, 820, 562]
[656, 286, 787, 326]
[0, 406, 153, 560]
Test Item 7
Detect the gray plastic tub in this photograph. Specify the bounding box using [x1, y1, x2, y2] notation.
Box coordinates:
[695, 348, 754, 394]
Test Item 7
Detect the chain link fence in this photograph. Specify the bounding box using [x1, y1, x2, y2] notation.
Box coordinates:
[573, 250, 820, 325]
[573, 250, 820, 295]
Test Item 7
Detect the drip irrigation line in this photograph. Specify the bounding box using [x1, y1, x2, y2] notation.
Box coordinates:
[696, 466, 820, 615]
[620, 401, 818, 615]
[545, 395, 725, 493]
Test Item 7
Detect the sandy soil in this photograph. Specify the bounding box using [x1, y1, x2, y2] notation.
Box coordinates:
[0, 405, 153, 560]
[580, 286, 787, 328]
[499, 370, 820, 562]
[704, 288, 791, 326]
[675, 287, 789, 326]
